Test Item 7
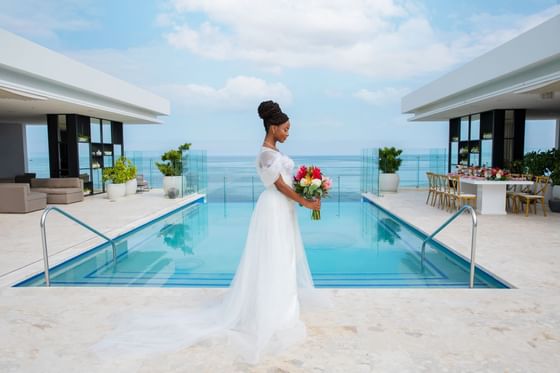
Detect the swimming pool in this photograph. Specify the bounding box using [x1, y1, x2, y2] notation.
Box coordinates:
[16, 197, 508, 288]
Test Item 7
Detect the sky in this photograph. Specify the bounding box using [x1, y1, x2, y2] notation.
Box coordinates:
[1, 0, 559, 156]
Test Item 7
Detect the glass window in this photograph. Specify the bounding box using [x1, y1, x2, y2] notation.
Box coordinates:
[481, 140, 492, 167]
[92, 168, 103, 193]
[78, 143, 90, 169]
[451, 142, 458, 166]
[470, 114, 480, 140]
[460, 117, 469, 141]
[469, 153, 479, 167]
[102, 120, 112, 143]
[114, 144, 122, 159]
[91, 118, 101, 143]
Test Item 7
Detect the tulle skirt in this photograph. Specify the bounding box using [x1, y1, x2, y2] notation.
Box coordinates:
[94, 187, 326, 364]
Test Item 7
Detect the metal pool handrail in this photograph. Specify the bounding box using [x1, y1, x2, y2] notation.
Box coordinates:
[421, 205, 478, 288]
[40, 206, 117, 287]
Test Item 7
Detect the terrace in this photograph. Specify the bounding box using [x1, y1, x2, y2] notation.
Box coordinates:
[1, 184, 559, 371]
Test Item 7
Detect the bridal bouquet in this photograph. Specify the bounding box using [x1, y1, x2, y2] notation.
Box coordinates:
[293, 165, 332, 220]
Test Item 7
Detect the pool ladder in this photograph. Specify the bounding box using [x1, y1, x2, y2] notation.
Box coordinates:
[420, 205, 478, 288]
[40, 207, 117, 287]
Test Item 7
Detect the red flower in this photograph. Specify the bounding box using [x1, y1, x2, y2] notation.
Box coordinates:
[312, 167, 322, 179]
[295, 165, 307, 181]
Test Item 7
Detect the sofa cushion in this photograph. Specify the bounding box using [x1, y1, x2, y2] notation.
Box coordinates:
[28, 191, 47, 201]
[31, 187, 82, 195]
[31, 178, 81, 188]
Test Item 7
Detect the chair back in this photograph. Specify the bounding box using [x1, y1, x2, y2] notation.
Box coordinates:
[507, 173, 522, 192]
[426, 172, 434, 191]
[448, 175, 460, 196]
[533, 175, 550, 196]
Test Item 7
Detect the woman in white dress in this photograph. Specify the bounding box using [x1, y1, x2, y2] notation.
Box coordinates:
[96, 100, 323, 364]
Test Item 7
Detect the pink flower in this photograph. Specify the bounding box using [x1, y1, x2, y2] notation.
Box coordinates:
[323, 177, 332, 190]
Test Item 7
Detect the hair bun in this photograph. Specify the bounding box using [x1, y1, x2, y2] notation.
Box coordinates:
[258, 100, 281, 121]
[258, 100, 289, 131]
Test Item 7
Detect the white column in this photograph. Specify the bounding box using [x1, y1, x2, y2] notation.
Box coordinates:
[554, 119, 560, 149]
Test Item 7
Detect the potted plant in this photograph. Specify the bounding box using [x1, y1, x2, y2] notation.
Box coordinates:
[124, 158, 138, 195]
[156, 143, 191, 197]
[102, 157, 128, 200]
[378, 147, 402, 192]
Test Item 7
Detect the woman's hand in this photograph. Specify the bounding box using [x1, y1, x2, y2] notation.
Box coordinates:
[273, 176, 321, 210]
[302, 198, 321, 211]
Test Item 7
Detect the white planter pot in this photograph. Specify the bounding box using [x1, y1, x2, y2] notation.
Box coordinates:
[106, 183, 126, 200]
[552, 185, 560, 200]
[163, 176, 183, 197]
[125, 179, 137, 195]
[379, 173, 400, 192]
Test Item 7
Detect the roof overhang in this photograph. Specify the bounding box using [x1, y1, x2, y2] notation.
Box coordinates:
[0, 28, 170, 125]
[402, 14, 560, 122]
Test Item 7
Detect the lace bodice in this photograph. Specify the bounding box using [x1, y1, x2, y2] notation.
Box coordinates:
[256, 147, 295, 188]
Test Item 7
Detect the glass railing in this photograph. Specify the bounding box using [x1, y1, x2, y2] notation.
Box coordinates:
[361, 148, 380, 196]
[182, 149, 208, 196]
[27, 149, 446, 203]
[126, 150, 208, 198]
[361, 148, 448, 196]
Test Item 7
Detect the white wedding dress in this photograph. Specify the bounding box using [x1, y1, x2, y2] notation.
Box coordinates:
[95, 147, 327, 364]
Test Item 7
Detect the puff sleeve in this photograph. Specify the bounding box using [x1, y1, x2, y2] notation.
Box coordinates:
[257, 150, 283, 187]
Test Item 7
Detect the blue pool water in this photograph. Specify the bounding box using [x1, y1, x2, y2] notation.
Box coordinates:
[16, 198, 508, 288]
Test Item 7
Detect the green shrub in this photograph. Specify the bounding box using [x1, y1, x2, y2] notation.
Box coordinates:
[156, 143, 191, 176]
[379, 147, 403, 173]
[102, 157, 129, 184]
[523, 148, 560, 182]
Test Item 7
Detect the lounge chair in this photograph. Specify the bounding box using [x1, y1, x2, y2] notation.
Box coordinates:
[0, 183, 47, 213]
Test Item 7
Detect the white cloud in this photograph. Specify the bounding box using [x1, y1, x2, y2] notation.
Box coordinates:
[450, 5, 560, 61]
[353, 87, 410, 106]
[161, 1, 560, 78]
[160, 76, 293, 110]
[0, 0, 96, 40]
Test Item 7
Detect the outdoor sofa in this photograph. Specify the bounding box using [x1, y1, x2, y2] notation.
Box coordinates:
[30, 178, 84, 204]
[0, 183, 47, 213]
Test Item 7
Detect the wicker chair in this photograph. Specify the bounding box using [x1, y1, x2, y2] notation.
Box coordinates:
[447, 175, 476, 211]
[514, 175, 549, 217]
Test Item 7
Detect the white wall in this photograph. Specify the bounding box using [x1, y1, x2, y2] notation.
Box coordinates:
[0, 123, 27, 179]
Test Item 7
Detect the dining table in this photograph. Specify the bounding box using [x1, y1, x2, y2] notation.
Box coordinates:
[459, 177, 534, 215]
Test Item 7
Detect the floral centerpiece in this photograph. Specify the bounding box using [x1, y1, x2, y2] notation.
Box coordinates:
[483, 167, 510, 181]
[456, 165, 511, 181]
[293, 165, 332, 220]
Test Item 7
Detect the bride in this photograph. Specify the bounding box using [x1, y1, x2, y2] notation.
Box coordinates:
[95, 100, 325, 364]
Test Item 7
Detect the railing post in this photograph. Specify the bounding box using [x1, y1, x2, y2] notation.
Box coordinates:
[251, 176, 255, 207]
[39, 207, 118, 287]
[337, 175, 341, 216]
[40, 214, 50, 287]
[420, 205, 478, 288]
[416, 155, 420, 188]
[223, 176, 227, 217]
[469, 212, 478, 288]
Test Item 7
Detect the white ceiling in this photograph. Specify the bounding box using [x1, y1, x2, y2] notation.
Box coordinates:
[0, 86, 163, 125]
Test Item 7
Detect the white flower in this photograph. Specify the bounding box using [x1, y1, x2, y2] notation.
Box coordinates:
[311, 178, 322, 187]
[300, 178, 309, 187]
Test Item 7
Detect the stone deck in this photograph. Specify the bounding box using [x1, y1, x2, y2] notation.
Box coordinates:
[1, 189, 559, 372]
